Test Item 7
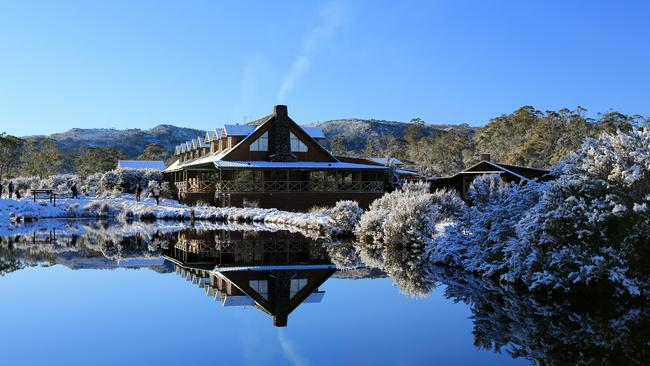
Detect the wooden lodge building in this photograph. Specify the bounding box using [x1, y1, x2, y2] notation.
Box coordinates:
[163, 105, 388, 210]
[428, 154, 550, 198]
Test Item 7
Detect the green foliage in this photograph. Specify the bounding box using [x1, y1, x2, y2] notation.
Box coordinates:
[138, 143, 169, 161]
[19, 139, 65, 177]
[75, 147, 125, 177]
[0, 133, 24, 178]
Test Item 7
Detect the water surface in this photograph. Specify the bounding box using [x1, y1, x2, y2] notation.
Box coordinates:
[0, 220, 645, 365]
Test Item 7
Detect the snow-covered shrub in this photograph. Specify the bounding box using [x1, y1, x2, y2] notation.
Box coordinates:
[97, 168, 164, 195]
[328, 200, 363, 234]
[432, 175, 545, 278]
[10, 176, 41, 193]
[41, 174, 80, 194]
[511, 128, 650, 297]
[99, 170, 120, 193]
[84, 200, 112, 217]
[146, 180, 172, 199]
[82, 172, 103, 196]
[354, 181, 463, 296]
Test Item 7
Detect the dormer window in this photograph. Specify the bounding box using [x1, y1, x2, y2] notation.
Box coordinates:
[290, 132, 308, 153]
[249, 132, 269, 152]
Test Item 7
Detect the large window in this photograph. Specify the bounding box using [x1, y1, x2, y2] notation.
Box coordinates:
[249, 132, 269, 151]
[249, 280, 268, 300]
[290, 132, 308, 153]
[290, 278, 308, 299]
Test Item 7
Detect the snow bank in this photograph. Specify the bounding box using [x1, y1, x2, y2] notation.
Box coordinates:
[0, 195, 332, 234]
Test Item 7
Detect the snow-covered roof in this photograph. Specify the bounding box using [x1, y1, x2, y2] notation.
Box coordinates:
[303, 292, 325, 304]
[213, 161, 388, 170]
[223, 124, 256, 136]
[301, 126, 325, 139]
[367, 157, 403, 165]
[117, 257, 165, 267]
[222, 295, 256, 307]
[118, 160, 166, 171]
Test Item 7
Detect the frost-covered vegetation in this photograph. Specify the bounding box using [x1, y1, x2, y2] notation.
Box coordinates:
[349, 128, 650, 298]
[353, 182, 463, 296]
[3, 168, 169, 198]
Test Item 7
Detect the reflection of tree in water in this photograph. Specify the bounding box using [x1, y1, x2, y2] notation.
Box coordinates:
[436, 267, 649, 365]
[346, 237, 649, 364]
[353, 237, 436, 297]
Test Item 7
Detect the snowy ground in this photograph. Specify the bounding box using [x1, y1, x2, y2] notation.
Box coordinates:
[0, 195, 332, 234]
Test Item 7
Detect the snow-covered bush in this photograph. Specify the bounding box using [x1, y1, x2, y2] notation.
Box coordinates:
[9, 176, 41, 193]
[97, 168, 164, 195]
[146, 180, 172, 199]
[354, 181, 463, 295]
[84, 200, 112, 217]
[99, 170, 120, 193]
[82, 172, 103, 196]
[432, 175, 545, 278]
[509, 128, 650, 297]
[41, 174, 80, 194]
[328, 200, 363, 234]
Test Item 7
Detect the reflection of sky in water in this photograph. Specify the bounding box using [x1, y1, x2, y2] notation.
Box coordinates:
[0, 265, 525, 366]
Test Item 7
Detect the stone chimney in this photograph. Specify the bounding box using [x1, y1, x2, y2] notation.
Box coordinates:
[480, 153, 491, 161]
[269, 105, 296, 162]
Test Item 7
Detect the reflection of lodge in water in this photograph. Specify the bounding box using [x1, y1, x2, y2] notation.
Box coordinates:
[165, 230, 336, 327]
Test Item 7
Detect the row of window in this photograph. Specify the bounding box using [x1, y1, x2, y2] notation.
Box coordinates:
[249, 132, 309, 153]
[249, 278, 308, 300]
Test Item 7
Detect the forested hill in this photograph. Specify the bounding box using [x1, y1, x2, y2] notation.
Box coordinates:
[309, 118, 476, 154]
[23, 124, 205, 159]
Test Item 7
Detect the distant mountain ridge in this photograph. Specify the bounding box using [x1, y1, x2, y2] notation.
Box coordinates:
[21, 118, 476, 158]
[23, 124, 206, 159]
[309, 118, 476, 153]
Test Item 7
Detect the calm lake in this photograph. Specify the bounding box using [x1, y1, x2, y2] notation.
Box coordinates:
[0, 220, 646, 365]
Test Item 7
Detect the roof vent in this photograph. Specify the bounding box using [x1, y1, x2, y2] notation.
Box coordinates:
[480, 153, 491, 161]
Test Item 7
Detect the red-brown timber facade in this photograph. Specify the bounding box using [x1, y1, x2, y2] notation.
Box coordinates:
[163, 105, 389, 210]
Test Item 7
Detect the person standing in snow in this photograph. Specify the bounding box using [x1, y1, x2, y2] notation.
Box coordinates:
[152, 184, 161, 205]
[15, 189, 21, 199]
[8, 181, 14, 199]
[71, 182, 79, 199]
[135, 183, 142, 202]
[0, 181, 3, 198]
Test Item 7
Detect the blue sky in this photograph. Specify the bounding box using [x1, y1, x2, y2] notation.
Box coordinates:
[0, 0, 648, 136]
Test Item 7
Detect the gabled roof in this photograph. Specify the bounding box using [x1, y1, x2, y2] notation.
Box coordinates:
[430, 160, 550, 182]
[366, 157, 403, 165]
[223, 124, 256, 136]
[196, 136, 205, 148]
[204, 131, 212, 143]
[213, 129, 220, 141]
